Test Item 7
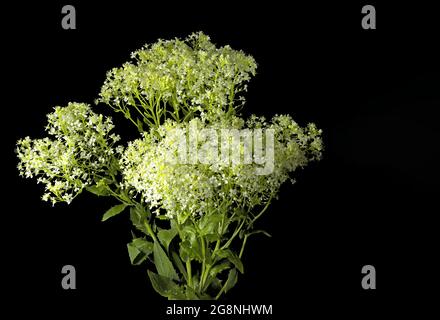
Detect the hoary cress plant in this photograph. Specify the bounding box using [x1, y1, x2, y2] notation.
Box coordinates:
[16, 32, 322, 300]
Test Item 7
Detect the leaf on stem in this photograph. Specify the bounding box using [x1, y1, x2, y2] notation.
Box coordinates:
[248, 230, 272, 238]
[224, 268, 238, 293]
[102, 203, 128, 221]
[86, 184, 110, 197]
[127, 238, 153, 265]
[130, 205, 150, 234]
[147, 270, 185, 299]
[153, 241, 179, 281]
[179, 225, 203, 262]
[171, 251, 187, 281]
[157, 225, 178, 252]
[180, 240, 203, 263]
[216, 249, 244, 274]
[184, 286, 199, 300]
[198, 213, 222, 236]
[240, 229, 272, 240]
[209, 261, 231, 278]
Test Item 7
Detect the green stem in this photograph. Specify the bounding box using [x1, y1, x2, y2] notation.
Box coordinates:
[105, 186, 130, 205]
[249, 198, 272, 226]
[124, 111, 140, 130]
[212, 209, 225, 256]
[213, 239, 221, 255]
[239, 235, 248, 259]
[186, 260, 193, 288]
[215, 281, 228, 300]
[200, 236, 207, 291]
[221, 218, 245, 250]
[144, 220, 158, 242]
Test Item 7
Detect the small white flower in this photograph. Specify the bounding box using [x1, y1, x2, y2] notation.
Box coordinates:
[16, 102, 121, 205]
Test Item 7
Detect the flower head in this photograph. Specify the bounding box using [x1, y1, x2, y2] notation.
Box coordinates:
[121, 114, 322, 222]
[97, 32, 257, 127]
[16, 102, 121, 205]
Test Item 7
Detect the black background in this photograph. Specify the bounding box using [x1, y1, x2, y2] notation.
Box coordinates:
[3, 1, 439, 318]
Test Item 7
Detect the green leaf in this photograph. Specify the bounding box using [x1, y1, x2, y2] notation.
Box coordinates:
[209, 261, 231, 278]
[199, 213, 222, 236]
[153, 241, 179, 281]
[205, 233, 220, 243]
[248, 229, 272, 238]
[224, 268, 238, 293]
[102, 203, 128, 221]
[191, 272, 200, 290]
[240, 229, 271, 241]
[127, 238, 154, 265]
[179, 225, 203, 262]
[181, 225, 197, 241]
[147, 270, 185, 299]
[177, 211, 191, 224]
[171, 251, 187, 281]
[130, 205, 150, 234]
[204, 261, 231, 291]
[132, 238, 154, 254]
[136, 118, 144, 132]
[216, 249, 244, 273]
[86, 184, 110, 196]
[210, 277, 222, 290]
[185, 286, 199, 300]
[180, 240, 203, 263]
[127, 244, 143, 265]
[157, 226, 178, 252]
[230, 208, 247, 222]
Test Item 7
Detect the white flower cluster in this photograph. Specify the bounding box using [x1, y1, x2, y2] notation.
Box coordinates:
[97, 32, 257, 125]
[16, 102, 122, 205]
[121, 114, 322, 221]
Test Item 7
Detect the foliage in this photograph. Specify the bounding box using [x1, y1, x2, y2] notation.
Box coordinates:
[16, 32, 322, 299]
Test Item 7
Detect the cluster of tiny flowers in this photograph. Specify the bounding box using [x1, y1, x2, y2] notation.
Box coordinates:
[241, 114, 323, 207]
[121, 114, 322, 220]
[97, 32, 257, 123]
[16, 102, 122, 205]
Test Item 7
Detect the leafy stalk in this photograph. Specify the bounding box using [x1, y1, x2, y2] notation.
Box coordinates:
[16, 32, 323, 300]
